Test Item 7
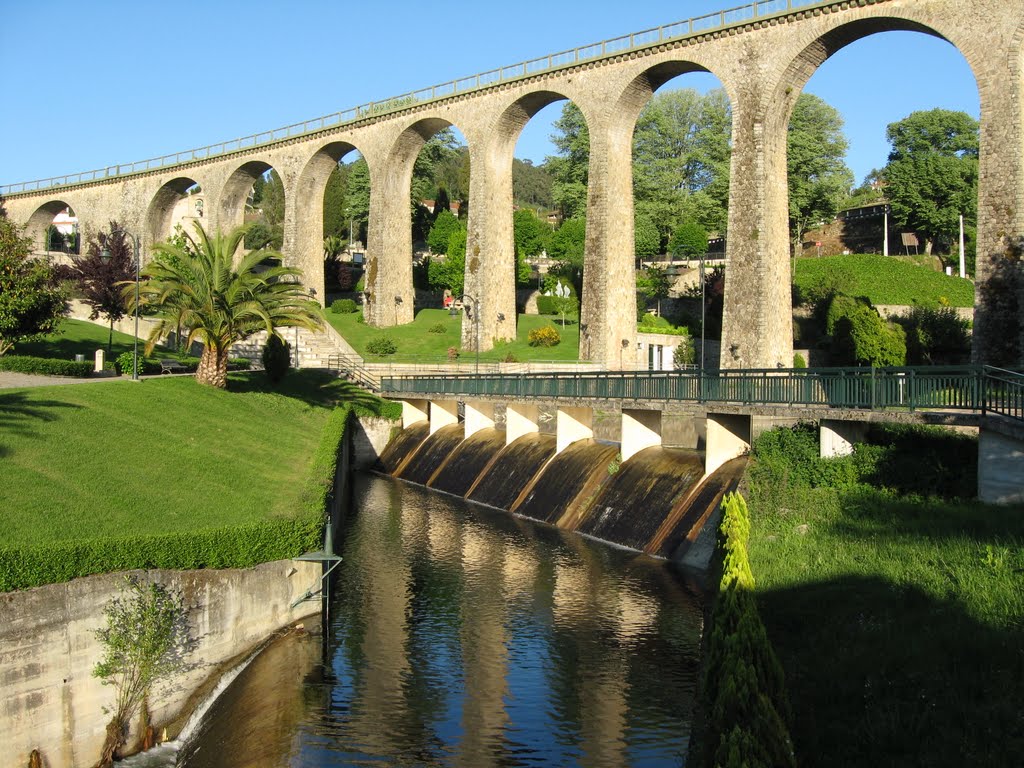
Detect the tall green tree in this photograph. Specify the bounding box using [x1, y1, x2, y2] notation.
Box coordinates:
[343, 158, 371, 244]
[883, 109, 979, 260]
[669, 220, 709, 260]
[787, 93, 854, 255]
[513, 208, 550, 259]
[428, 209, 461, 255]
[323, 164, 348, 240]
[634, 212, 661, 260]
[548, 217, 586, 285]
[0, 214, 67, 355]
[546, 102, 590, 219]
[428, 221, 467, 295]
[139, 222, 323, 389]
[512, 159, 554, 209]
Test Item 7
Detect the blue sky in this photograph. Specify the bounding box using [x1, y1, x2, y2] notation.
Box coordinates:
[0, 0, 979, 189]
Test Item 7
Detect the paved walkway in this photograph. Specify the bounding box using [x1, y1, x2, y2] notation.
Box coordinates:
[0, 371, 126, 389]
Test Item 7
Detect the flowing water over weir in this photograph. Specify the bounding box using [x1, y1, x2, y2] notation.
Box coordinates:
[172, 475, 706, 766]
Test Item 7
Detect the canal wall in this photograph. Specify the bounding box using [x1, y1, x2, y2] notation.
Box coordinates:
[0, 560, 321, 768]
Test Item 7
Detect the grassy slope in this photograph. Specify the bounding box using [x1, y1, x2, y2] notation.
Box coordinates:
[793, 254, 975, 307]
[14, 317, 173, 361]
[745, 464, 1024, 765]
[0, 371, 389, 547]
[327, 307, 581, 362]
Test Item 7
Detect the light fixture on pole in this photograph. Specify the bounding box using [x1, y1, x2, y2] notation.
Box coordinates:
[699, 254, 706, 375]
[461, 294, 480, 374]
[101, 231, 142, 382]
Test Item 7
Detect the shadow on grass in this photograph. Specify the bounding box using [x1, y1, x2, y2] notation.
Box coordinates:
[0, 391, 83, 451]
[225, 369, 396, 415]
[828, 487, 1024, 543]
[756, 575, 1024, 768]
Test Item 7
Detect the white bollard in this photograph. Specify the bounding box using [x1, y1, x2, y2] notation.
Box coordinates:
[94, 349, 105, 373]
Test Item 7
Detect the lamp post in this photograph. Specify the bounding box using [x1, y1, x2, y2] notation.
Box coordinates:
[461, 293, 480, 374]
[699, 254, 706, 375]
[101, 231, 141, 381]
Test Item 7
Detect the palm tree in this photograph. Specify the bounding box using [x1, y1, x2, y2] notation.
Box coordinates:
[135, 222, 324, 388]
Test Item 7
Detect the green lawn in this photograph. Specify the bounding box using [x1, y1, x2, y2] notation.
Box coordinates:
[327, 307, 582, 362]
[793, 253, 975, 307]
[744, 427, 1024, 766]
[0, 371, 390, 547]
[13, 317, 173, 361]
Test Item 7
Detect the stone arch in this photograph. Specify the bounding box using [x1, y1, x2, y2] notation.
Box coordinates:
[468, 90, 585, 349]
[293, 140, 364, 301]
[146, 176, 202, 250]
[26, 200, 78, 255]
[218, 159, 278, 235]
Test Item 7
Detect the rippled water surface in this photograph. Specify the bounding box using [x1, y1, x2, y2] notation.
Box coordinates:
[180, 473, 705, 767]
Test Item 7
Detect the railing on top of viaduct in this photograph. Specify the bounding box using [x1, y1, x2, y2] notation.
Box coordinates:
[0, 0, 835, 196]
[380, 366, 1024, 424]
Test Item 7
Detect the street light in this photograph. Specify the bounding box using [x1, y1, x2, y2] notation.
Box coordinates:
[460, 294, 480, 374]
[102, 231, 141, 381]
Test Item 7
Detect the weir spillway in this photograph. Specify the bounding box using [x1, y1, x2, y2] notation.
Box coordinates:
[377, 421, 745, 562]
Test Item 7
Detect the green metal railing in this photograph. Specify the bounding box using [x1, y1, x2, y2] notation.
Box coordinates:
[1, 0, 837, 195]
[380, 366, 1024, 423]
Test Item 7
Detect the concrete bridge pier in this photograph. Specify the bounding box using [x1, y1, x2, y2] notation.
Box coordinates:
[464, 401, 496, 438]
[978, 428, 1024, 505]
[556, 407, 594, 454]
[819, 419, 869, 458]
[621, 409, 662, 461]
[402, 399, 430, 430]
[706, 413, 751, 475]
[506, 403, 540, 445]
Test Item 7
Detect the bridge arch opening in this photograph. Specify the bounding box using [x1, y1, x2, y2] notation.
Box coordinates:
[618, 62, 733, 371]
[508, 91, 590, 357]
[219, 160, 285, 254]
[777, 20, 979, 367]
[295, 140, 364, 304]
[367, 116, 469, 328]
[26, 201, 79, 262]
[146, 177, 202, 254]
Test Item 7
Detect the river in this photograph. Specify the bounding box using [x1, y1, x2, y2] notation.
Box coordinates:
[170, 473, 705, 767]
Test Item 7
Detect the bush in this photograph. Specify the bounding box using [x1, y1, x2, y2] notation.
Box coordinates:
[702, 492, 795, 768]
[528, 326, 561, 347]
[366, 335, 397, 356]
[826, 295, 906, 367]
[447, 346, 459, 361]
[899, 305, 971, 365]
[428, 322, 447, 334]
[228, 357, 252, 370]
[330, 298, 359, 314]
[793, 352, 807, 368]
[536, 295, 557, 316]
[673, 338, 695, 369]
[262, 334, 291, 383]
[115, 351, 159, 377]
[0, 355, 93, 377]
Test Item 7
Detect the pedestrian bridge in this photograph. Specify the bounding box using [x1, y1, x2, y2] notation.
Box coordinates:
[380, 365, 1024, 505]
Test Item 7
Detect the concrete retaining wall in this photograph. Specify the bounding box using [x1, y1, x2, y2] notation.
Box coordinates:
[0, 560, 320, 768]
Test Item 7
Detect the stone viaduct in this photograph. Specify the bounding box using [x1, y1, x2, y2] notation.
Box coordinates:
[3, 0, 1023, 369]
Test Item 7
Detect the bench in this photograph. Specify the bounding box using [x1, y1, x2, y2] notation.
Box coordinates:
[159, 359, 189, 375]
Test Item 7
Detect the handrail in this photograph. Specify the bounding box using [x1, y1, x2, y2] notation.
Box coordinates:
[377, 365, 1024, 424]
[1, 0, 836, 195]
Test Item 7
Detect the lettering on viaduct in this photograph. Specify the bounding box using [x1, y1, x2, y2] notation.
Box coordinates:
[4, 0, 1022, 368]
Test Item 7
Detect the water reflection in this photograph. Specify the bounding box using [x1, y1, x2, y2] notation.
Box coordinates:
[181, 474, 702, 767]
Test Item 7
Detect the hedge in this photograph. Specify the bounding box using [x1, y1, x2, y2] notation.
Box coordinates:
[0, 355, 93, 377]
[701, 492, 796, 768]
[0, 404, 355, 592]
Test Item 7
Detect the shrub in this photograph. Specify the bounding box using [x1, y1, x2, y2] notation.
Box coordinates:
[115, 351, 158, 377]
[366, 335, 397, 356]
[0, 355, 93, 377]
[528, 326, 561, 347]
[793, 352, 807, 368]
[536, 295, 557, 316]
[899, 305, 971, 365]
[502, 351, 519, 363]
[673, 338, 695, 369]
[228, 357, 252, 370]
[262, 334, 291, 383]
[428, 322, 447, 334]
[330, 298, 359, 314]
[826, 295, 906, 367]
[447, 346, 460, 361]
